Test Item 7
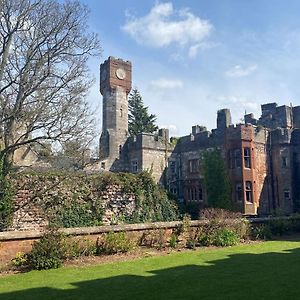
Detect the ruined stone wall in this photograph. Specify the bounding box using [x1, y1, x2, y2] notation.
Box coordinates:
[9, 173, 136, 231]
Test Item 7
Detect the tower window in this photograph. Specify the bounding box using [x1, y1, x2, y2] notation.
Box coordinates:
[198, 188, 203, 201]
[245, 181, 253, 203]
[186, 186, 203, 202]
[187, 187, 197, 201]
[170, 161, 176, 174]
[170, 187, 177, 195]
[120, 108, 123, 117]
[188, 159, 199, 173]
[284, 190, 290, 200]
[282, 156, 288, 168]
[229, 150, 234, 169]
[235, 183, 242, 202]
[244, 147, 251, 168]
[234, 149, 241, 168]
[131, 160, 138, 173]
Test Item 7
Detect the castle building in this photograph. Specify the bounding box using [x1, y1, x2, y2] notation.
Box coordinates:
[98, 56, 300, 216]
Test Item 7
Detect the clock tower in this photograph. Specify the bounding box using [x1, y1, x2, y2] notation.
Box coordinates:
[99, 57, 132, 170]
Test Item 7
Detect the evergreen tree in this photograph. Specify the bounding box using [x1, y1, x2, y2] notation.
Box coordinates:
[128, 89, 158, 136]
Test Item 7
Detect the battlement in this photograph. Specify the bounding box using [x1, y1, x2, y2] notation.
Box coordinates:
[245, 113, 258, 125]
[271, 128, 293, 144]
[127, 128, 173, 151]
[192, 125, 207, 135]
[100, 56, 132, 95]
[259, 103, 293, 129]
[107, 56, 132, 65]
[175, 125, 224, 152]
[244, 102, 300, 129]
[261, 102, 278, 116]
[226, 123, 254, 141]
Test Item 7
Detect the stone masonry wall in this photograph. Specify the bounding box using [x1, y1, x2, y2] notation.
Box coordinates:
[9, 173, 136, 231]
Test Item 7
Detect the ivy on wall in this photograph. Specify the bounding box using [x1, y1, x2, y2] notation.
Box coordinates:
[202, 149, 232, 210]
[0, 157, 14, 230]
[87, 171, 178, 223]
[9, 170, 178, 229]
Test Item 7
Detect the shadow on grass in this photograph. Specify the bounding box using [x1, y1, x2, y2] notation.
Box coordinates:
[2, 246, 300, 300]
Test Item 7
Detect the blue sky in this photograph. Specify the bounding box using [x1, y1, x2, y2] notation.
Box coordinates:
[82, 0, 300, 136]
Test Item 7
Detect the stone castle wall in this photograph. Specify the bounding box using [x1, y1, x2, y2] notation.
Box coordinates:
[9, 173, 136, 231]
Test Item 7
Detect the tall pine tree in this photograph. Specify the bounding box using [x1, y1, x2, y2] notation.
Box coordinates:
[128, 89, 158, 136]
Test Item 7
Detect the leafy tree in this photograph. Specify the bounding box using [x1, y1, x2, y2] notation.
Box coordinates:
[203, 149, 232, 210]
[0, 0, 101, 176]
[128, 88, 158, 136]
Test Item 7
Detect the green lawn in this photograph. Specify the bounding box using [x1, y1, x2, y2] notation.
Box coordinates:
[1, 238, 300, 300]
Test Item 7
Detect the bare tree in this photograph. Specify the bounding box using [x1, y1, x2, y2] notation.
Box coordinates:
[0, 0, 101, 175]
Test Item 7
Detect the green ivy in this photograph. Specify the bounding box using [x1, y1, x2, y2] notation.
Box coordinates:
[0, 157, 14, 230]
[49, 199, 103, 228]
[10, 170, 178, 229]
[203, 149, 232, 210]
[126, 171, 178, 223]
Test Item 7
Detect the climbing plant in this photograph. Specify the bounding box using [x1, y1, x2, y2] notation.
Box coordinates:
[0, 157, 14, 230]
[202, 149, 232, 210]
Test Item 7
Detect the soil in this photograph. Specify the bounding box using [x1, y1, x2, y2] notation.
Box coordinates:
[0, 240, 262, 277]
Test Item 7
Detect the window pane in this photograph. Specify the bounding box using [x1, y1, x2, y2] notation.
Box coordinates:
[245, 181, 253, 203]
[244, 147, 251, 168]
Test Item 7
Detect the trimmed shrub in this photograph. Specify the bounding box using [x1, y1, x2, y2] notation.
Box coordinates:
[197, 208, 249, 247]
[268, 218, 292, 236]
[251, 224, 272, 240]
[140, 229, 168, 249]
[213, 229, 239, 247]
[27, 230, 65, 270]
[63, 237, 96, 258]
[97, 232, 135, 254]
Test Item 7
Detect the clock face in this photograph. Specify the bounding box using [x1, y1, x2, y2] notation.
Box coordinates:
[101, 68, 107, 81]
[116, 68, 126, 80]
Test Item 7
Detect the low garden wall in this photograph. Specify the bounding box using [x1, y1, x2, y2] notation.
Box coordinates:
[0, 217, 278, 265]
[0, 220, 196, 264]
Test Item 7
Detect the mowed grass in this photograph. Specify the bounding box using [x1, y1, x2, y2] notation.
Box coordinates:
[1, 239, 300, 300]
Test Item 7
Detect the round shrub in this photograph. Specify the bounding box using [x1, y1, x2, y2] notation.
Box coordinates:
[27, 230, 65, 270]
[97, 232, 135, 254]
[213, 229, 239, 247]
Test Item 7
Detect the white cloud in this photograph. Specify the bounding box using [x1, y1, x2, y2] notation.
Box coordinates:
[225, 64, 257, 77]
[217, 95, 259, 111]
[188, 42, 217, 58]
[122, 2, 213, 55]
[150, 78, 183, 89]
